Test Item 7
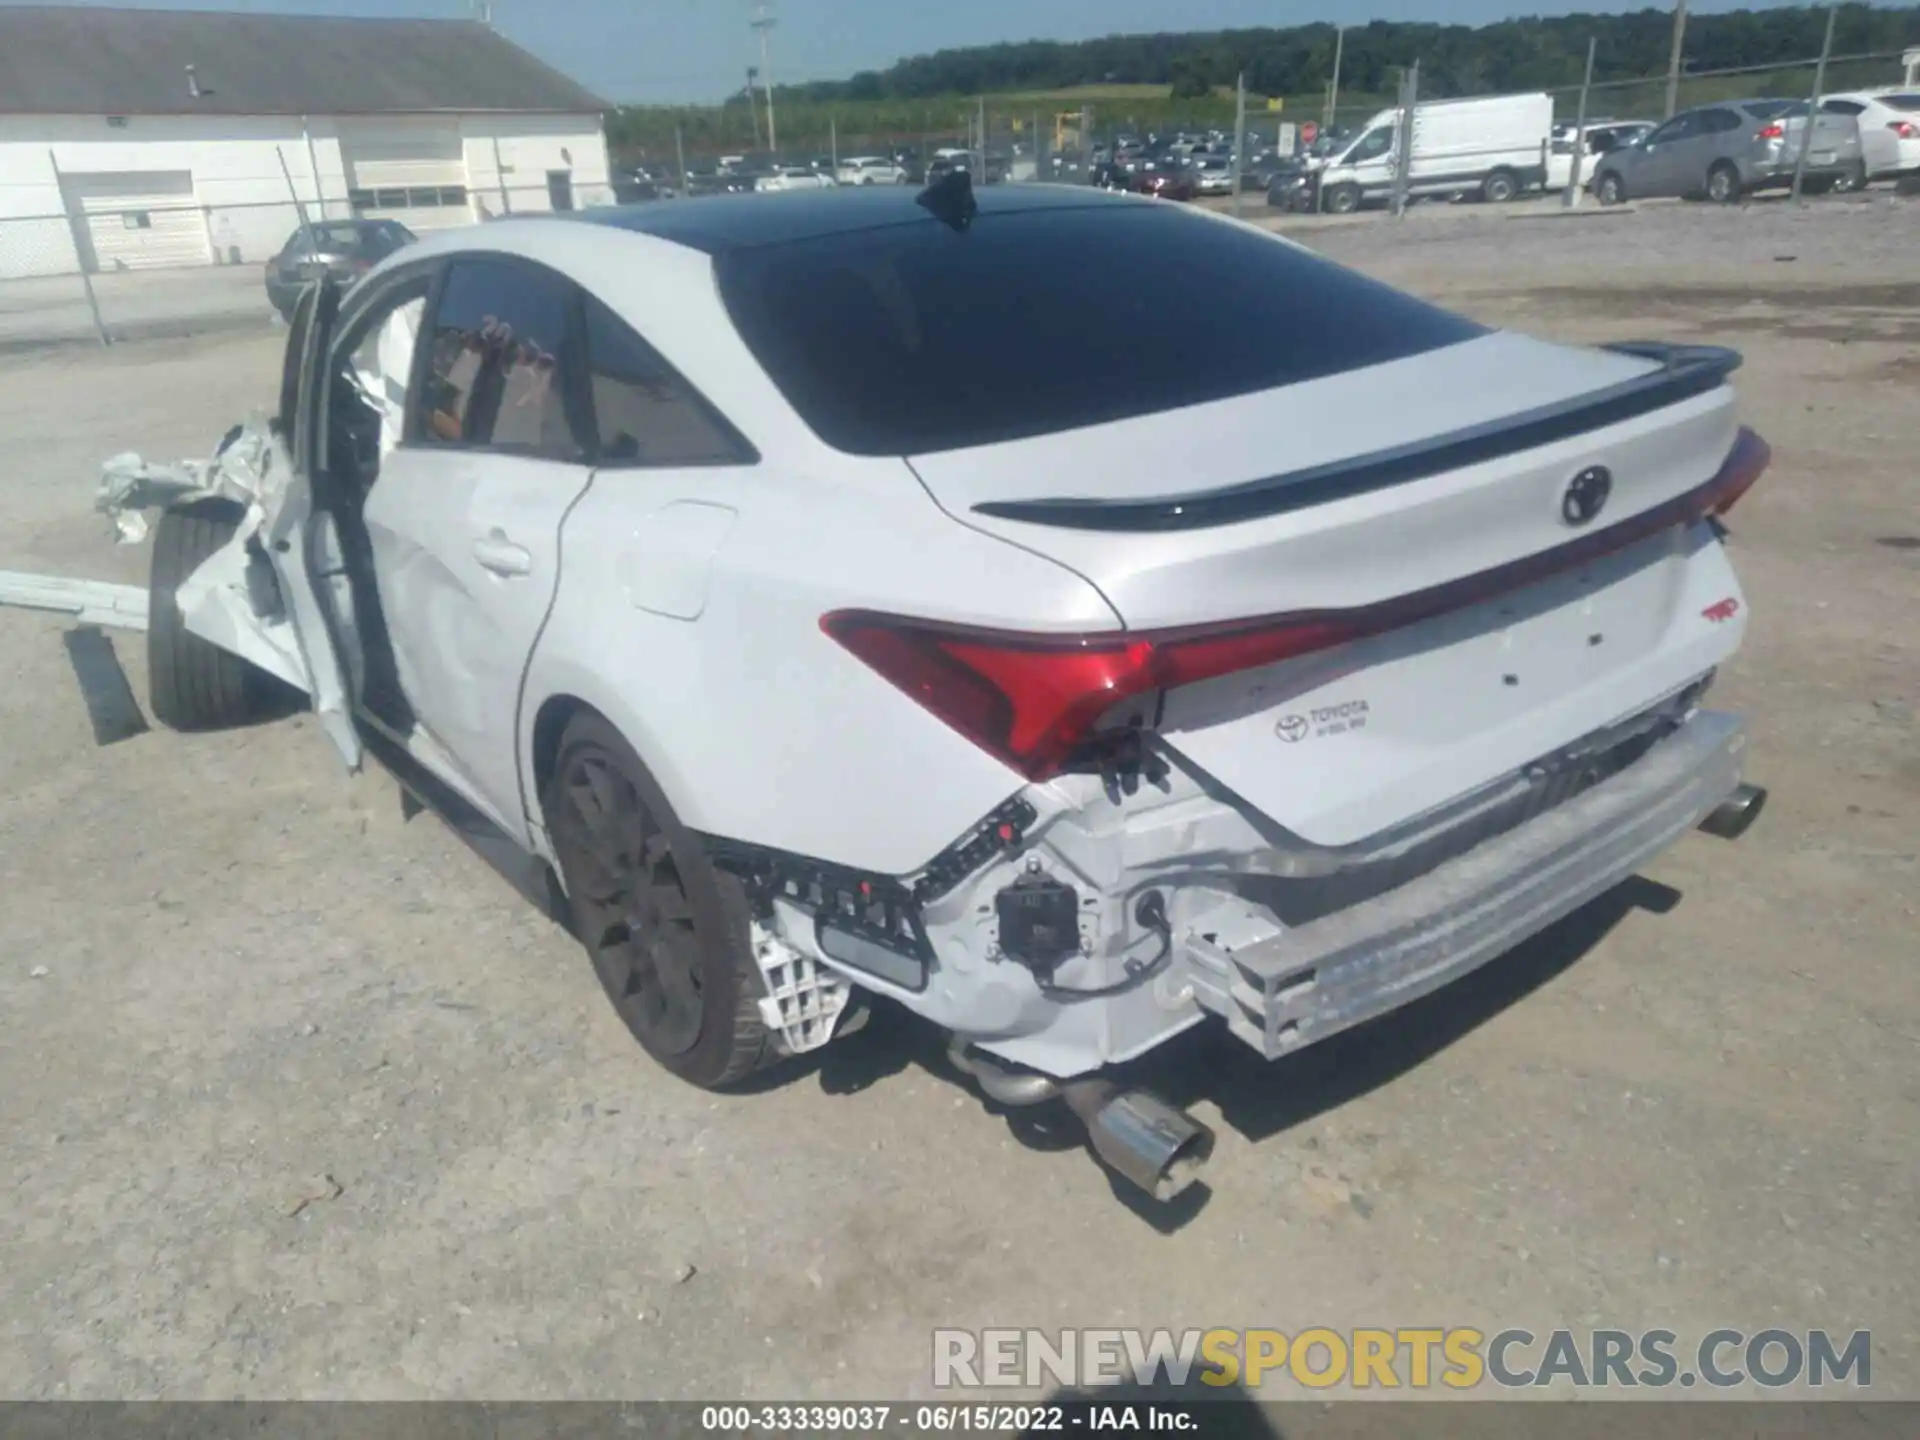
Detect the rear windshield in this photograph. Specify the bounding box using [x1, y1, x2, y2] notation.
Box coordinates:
[1743, 100, 1796, 120]
[1884, 93, 1920, 113]
[715, 204, 1485, 455]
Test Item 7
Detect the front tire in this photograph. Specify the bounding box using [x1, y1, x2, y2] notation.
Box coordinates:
[1323, 182, 1361, 215]
[1596, 171, 1626, 206]
[546, 712, 775, 1089]
[147, 499, 276, 731]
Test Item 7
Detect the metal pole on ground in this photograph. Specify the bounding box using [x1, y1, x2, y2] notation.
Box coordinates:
[675, 123, 688, 199]
[976, 97, 987, 183]
[830, 114, 838, 173]
[47, 149, 109, 346]
[1326, 26, 1345, 131]
[1080, 106, 1092, 179]
[1564, 36, 1598, 209]
[1791, 2, 1840, 203]
[1664, 0, 1690, 119]
[1232, 72, 1247, 217]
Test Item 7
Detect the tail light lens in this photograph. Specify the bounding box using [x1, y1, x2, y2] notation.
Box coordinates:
[1704, 424, 1771, 517]
[821, 612, 1360, 780]
[1757, 122, 1785, 140]
[825, 427, 1770, 781]
[1891, 121, 1919, 139]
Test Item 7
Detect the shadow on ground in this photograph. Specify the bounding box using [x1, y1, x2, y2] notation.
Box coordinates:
[792, 874, 1682, 1230]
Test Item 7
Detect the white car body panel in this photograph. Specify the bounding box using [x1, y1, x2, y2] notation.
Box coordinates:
[1822, 90, 1920, 176]
[364, 447, 592, 841]
[836, 156, 905, 185]
[117, 194, 1767, 1095]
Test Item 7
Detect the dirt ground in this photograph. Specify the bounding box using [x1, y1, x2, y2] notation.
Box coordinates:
[1, 199, 1916, 1402]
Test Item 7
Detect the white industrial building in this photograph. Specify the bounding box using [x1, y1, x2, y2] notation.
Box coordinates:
[0, 5, 613, 279]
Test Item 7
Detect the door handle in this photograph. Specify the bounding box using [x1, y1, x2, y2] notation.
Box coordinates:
[473, 531, 533, 577]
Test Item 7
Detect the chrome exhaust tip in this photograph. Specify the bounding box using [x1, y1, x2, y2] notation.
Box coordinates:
[1063, 1082, 1216, 1202]
[1700, 783, 1768, 840]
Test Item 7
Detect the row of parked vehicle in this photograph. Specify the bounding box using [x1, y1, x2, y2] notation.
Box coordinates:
[1255, 83, 1919, 214]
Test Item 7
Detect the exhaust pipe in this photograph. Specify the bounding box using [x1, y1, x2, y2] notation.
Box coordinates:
[1699, 783, 1768, 840]
[1062, 1080, 1216, 1202]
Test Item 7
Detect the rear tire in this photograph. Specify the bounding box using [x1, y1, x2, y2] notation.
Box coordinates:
[545, 711, 776, 1090]
[1323, 182, 1361, 215]
[1481, 168, 1519, 204]
[1706, 162, 1742, 204]
[1596, 171, 1626, 206]
[147, 499, 275, 732]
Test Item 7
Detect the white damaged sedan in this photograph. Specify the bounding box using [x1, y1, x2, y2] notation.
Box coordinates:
[109, 179, 1772, 1201]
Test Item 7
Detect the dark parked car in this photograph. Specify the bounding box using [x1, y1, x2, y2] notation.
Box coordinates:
[264, 219, 415, 318]
[1125, 161, 1197, 201]
[1590, 98, 1865, 205]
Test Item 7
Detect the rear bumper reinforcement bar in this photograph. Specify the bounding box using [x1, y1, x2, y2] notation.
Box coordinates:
[1185, 708, 1747, 1059]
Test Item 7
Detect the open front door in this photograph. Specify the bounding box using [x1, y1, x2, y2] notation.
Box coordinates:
[263, 279, 362, 770]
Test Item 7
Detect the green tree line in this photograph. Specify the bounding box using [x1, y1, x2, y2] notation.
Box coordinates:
[606, 4, 1920, 161]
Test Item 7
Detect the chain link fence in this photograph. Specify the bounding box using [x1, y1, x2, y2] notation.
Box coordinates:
[0, 180, 612, 352]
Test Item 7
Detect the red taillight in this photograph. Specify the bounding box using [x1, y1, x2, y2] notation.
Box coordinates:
[1891, 120, 1919, 139]
[822, 614, 1355, 780]
[1757, 122, 1785, 140]
[825, 426, 1770, 780]
[1704, 424, 1770, 516]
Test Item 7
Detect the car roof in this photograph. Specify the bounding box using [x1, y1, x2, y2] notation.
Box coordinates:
[569, 183, 1134, 255]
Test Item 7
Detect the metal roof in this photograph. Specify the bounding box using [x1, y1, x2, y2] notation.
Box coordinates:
[0, 5, 607, 116]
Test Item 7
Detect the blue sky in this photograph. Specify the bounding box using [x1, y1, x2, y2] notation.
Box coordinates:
[11, 0, 1832, 102]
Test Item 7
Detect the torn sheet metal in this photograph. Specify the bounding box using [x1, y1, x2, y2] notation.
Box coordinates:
[0, 570, 150, 631]
[96, 415, 279, 545]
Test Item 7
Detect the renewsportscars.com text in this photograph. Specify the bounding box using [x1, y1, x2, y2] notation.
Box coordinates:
[932, 1327, 1872, 1392]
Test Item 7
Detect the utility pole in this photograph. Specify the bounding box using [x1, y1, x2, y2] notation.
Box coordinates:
[976, 96, 987, 182]
[1325, 25, 1345, 130]
[1791, 2, 1840, 202]
[1232, 72, 1247, 217]
[745, 69, 762, 151]
[1664, 0, 1689, 119]
[752, 3, 778, 156]
[1563, 36, 1597, 209]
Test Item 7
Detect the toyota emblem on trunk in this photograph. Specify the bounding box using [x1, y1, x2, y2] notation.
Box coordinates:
[1562, 465, 1613, 527]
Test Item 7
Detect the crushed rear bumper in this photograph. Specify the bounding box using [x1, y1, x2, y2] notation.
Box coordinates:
[1184, 708, 1747, 1059]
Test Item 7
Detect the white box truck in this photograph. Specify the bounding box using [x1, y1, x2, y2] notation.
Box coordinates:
[1310, 92, 1553, 213]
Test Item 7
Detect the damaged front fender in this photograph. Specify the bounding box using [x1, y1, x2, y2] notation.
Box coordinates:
[95, 414, 362, 769]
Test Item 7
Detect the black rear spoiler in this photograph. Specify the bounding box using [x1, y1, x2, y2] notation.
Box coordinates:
[970, 342, 1742, 533]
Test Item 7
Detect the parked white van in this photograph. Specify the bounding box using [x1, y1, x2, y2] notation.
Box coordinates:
[1314, 92, 1554, 213]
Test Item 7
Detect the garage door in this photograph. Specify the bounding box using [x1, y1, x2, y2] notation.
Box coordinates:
[61, 171, 210, 272]
[340, 120, 474, 231]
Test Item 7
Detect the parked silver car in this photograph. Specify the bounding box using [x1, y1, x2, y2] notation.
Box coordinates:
[1592, 98, 1864, 205]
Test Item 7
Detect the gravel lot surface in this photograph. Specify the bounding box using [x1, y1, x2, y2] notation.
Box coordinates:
[2, 198, 1916, 1402]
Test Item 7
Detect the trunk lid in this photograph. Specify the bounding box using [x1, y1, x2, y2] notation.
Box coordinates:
[909, 332, 1751, 846]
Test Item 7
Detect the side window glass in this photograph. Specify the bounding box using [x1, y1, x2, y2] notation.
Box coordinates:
[1704, 110, 1743, 135]
[1647, 117, 1689, 145]
[582, 293, 751, 466]
[416, 258, 583, 460]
